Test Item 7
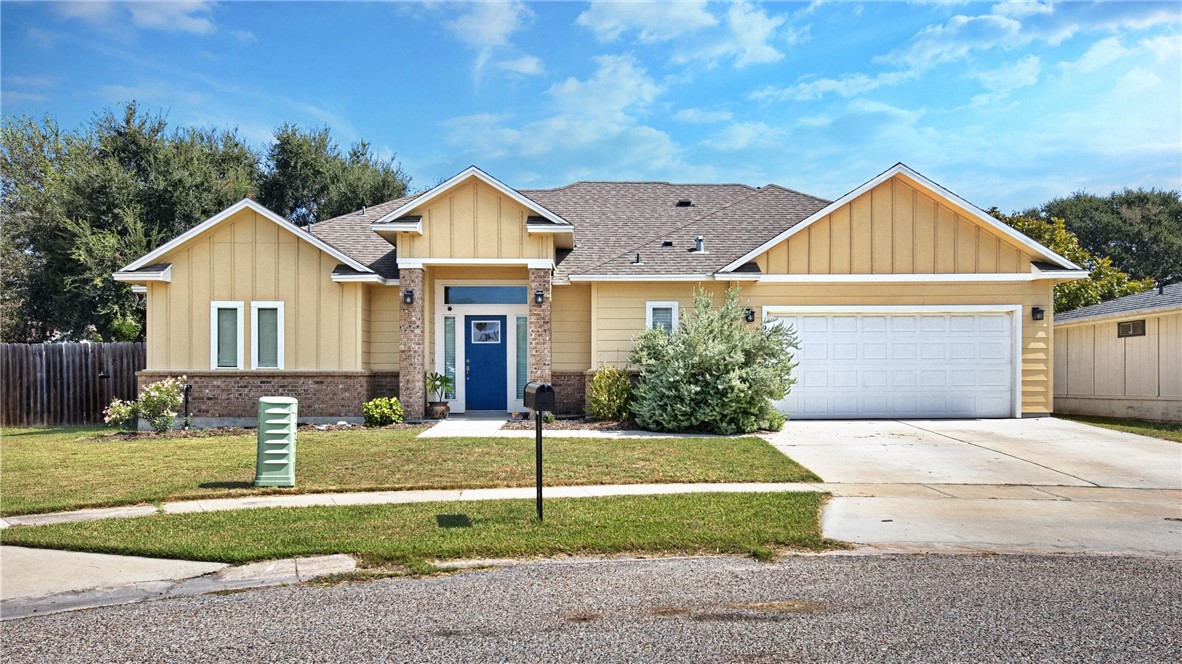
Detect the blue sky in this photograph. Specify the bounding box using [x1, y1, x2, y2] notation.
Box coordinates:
[2, 1, 1179, 211]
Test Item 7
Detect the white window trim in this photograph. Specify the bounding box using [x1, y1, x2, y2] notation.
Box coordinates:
[210, 301, 245, 370]
[646, 301, 680, 331]
[250, 301, 285, 370]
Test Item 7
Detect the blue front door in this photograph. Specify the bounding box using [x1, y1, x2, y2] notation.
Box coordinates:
[465, 315, 507, 410]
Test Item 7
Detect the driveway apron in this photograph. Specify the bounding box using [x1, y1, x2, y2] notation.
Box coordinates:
[767, 417, 1182, 555]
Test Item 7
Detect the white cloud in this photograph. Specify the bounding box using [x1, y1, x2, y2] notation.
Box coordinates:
[230, 29, 258, 44]
[881, 13, 1022, 70]
[576, 1, 717, 42]
[547, 55, 660, 115]
[750, 69, 918, 102]
[496, 56, 544, 76]
[976, 54, 1041, 91]
[126, 2, 216, 35]
[53, 1, 216, 35]
[445, 1, 536, 77]
[673, 108, 734, 124]
[702, 122, 775, 151]
[1060, 36, 1131, 73]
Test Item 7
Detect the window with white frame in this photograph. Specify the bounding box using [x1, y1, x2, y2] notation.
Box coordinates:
[210, 301, 244, 369]
[251, 301, 285, 369]
[646, 301, 679, 333]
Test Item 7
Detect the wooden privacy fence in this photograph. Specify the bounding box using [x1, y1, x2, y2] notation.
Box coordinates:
[1, 342, 146, 427]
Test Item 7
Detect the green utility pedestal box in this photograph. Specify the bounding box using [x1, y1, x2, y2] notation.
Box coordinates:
[254, 396, 297, 487]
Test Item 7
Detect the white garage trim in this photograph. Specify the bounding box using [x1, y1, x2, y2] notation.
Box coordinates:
[762, 304, 1023, 418]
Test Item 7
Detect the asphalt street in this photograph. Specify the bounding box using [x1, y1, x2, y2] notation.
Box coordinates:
[5, 554, 1180, 663]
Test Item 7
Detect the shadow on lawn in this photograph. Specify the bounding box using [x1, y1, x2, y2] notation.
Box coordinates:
[199, 481, 254, 489]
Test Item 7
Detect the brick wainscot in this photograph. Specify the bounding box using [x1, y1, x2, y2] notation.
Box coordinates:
[138, 371, 399, 428]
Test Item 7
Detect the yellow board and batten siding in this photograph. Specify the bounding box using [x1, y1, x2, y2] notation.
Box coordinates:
[756, 177, 1034, 275]
[397, 180, 554, 262]
[145, 208, 364, 371]
[587, 174, 1057, 414]
[1054, 312, 1182, 421]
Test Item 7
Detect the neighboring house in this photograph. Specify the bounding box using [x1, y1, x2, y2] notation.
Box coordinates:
[1053, 283, 1182, 423]
[114, 163, 1086, 426]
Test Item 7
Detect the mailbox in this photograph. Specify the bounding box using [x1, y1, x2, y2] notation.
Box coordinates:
[523, 382, 555, 412]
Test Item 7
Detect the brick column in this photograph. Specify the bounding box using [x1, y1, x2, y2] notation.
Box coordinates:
[399, 267, 426, 420]
[528, 268, 552, 386]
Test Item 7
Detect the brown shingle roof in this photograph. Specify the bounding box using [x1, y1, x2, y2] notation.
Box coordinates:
[309, 194, 419, 279]
[305, 182, 831, 281]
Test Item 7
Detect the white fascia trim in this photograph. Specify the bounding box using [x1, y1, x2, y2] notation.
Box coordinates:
[1053, 305, 1182, 329]
[113, 265, 172, 283]
[525, 225, 575, 235]
[372, 220, 423, 235]
[373, 166, 573, 227]
[762, 303, 1024, 418]
[121, 199, 373, 274]
[1032, 267, 1091, 281]
[569, 274, 714, 282]
[713, 273, 762, 281]
[720, 163, 1080, 274]
[250, 301, 285, 370]
[330, 274, 399, 285]
[398, 258, 554, 270]
[210, 301, 245, 370]
[757, 272, 1054, 283]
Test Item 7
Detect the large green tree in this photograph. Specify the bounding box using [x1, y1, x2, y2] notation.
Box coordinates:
[1, 104, 257, 341]
[258, 125, 409, 226]
[989, 208, 1155, 313]
[1028, 189, 1181, 285]
[1, 104, 410, 342]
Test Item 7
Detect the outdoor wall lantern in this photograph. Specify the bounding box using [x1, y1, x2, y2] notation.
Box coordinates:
[534, 290, 545, 305]
[744, 308, 756, 323]
[403, 289, 414, 305]
[1031, 306, 1045, 321]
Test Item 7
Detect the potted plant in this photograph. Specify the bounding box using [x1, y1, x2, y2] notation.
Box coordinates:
[425, 372, 454, 419]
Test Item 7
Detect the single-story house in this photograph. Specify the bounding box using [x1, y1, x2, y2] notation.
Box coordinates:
[1053, 283, 1182, 422]
[114, 163, 1087, 426]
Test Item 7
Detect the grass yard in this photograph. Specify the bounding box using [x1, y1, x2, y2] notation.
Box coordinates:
[1057, 415, 1182, 443]
[0, 426, 820, 516]
[0, 492, 837, 566]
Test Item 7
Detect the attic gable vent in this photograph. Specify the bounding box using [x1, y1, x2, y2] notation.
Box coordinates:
[675, 199, 692, 207]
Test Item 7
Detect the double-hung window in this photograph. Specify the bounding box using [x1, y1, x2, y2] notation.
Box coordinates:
[251, 301, 285, 369]
[646, 301, 679, 333]
[210, 301, 244, 369]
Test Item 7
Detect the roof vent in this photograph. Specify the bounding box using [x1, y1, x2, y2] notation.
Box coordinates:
[675, 199, 692, 207]
[661, 240, 673, 247]
[361, 205, 367, 216]
[693, 236, 705, 253]
[633, 252, 642, 264]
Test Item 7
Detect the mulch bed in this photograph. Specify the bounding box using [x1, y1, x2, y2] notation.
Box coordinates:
[500, 417, 640, 431]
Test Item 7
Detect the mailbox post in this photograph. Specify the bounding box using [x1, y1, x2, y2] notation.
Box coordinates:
[523, 382, 555, 521]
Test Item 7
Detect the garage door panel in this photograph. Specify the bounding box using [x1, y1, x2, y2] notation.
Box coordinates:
[770, 310, 1015, 419]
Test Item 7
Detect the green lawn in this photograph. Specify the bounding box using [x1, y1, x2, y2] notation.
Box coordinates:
[0, 426, 819, 516]
[1057, 415, 1182, 443]
[0, 492, 836, 566]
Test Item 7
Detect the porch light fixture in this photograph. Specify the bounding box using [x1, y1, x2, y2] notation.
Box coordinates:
[534, 290, 545, 305]
[1031, 306, 1045, 321]
[403, 289, 414, 305]
[744, 308, 756, 323]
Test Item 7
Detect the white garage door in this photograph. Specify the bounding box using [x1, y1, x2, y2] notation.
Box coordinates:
[768, 309, 1017, 419]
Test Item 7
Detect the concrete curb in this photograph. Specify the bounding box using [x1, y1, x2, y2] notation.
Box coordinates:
[1, 553, 355, 621]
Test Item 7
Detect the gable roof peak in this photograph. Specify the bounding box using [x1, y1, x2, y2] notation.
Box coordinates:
[372, 165, 572, 227]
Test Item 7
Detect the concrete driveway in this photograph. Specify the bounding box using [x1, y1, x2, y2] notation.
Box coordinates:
[767, 417, 1182, 555]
